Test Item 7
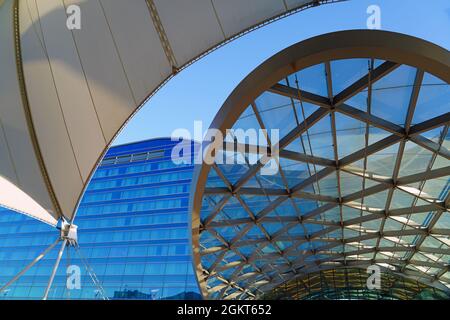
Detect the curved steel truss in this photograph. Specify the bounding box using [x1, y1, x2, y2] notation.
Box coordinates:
[190, 31, 450, 300]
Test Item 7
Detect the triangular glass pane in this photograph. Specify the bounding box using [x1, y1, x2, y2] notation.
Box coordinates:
[431, 154, 450, 170]
[205, 167, 229, 188]
[344, 228, 362, 238]
[255, 169, 286, 189]
[266, 199, 297, 218]
[390, 189, 417, 209]
[243, 174, 270, 189]
[299, 115, 334, 160]
[279, 158, 313, 189]
[243, 225, 264, 239]
[339, 170, 363, 196]
[396, 188, 431, 207]
[254, 91, 296, 138]
[328, 244, 344, 253]
[313, 172, 339, 197]
[262, 222, 286, 236]
[324, 228, 341, 238]
[361, 218, 382, 231]
[361, 238, 378, 247]
[335, 112, 366, 158]
[200, 228, 222, 246]
[421, 177, 449, 200]
[220, 266, 239, 279]
[374, 59, 386, 68]
[399, 141, 434, 177]
[412, 72, 450, 125]
[302, 223, 325, 236]
[216, 162, 249, 185]
[444, 128, 450, 151]
[383, 217, 409, 231]
[232, 107, 261, 132]
[297, 241, 313, 251]
[435, 211, 450, 229]
[292, 198, 319, 216]
[218, 197, 248, 220]
[239, 194, 271, 215]
[286, 224, 306, 237]
[379, 238, 396, 247]
[368, 125, 394, 145]
[341, 160, 379, 189]
[318, 206, 341, 223]
[366, 142, 399, 177]
[342, 206, 373, 221]
[256, 170, 286, 189]
[422, 236, 445, 248]
[372, 64, 416, 125]
[237, 245, 255, 257]
[303, 181, 322, 195]
[408, 211, 433, 227]
[217, 226, 242, 242]
[262, 243, 280, 255]
[284, 133, 307, 154]
[346, 90, 368, 112]
[288, 63, 328, 97]
[331, 58, 370, 96]
[342, 205, 371, 221]
[238, 104, 256, 119]
[201, 194, 222, 219]
[421, 125, 446, 144]
[363, 189, 389, 209]
[294, 101, 320, 122]
[399, 236, 417, 246]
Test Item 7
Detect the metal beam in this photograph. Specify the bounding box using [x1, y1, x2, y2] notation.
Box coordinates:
[336, 104, 405, 136]
[268, 83, 332, 109]
[409, 112, 450, 136]
[280, 149, 336, 167]
[278, 108, 330, 149]
[333, 61, 400, 106]
[397, 165, 450, 186]
[410, 135, 450, 160]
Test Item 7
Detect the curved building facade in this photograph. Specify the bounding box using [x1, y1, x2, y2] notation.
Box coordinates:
[189, 30, 450, 300]
[0, 138, 201, 300]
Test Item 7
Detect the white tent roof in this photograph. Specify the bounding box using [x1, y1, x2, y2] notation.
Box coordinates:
[0, 0, 333, 223]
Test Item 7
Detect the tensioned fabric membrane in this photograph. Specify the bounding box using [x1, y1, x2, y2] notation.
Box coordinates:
[190, 30, 450, 299]
[0, 0, 342, 225]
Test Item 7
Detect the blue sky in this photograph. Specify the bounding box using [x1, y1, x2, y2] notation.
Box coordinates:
[113, 0, 450, 146]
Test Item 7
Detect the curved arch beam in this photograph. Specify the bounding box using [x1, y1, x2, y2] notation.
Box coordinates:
[190, 30, 450, 299]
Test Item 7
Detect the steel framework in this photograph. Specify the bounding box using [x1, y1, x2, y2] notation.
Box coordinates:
[190, 30, 450, 300]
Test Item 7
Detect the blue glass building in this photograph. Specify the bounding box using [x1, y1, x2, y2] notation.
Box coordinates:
[0, 138, 201, 300]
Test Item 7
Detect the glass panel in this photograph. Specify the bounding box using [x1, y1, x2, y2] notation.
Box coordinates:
[331, 58, 370, 96]
[366, 142, 399, 177]
[371, 65, 416, 125]
[335, 112, 365, 158]
[302, 115, 334, 159]
[412, 73, 450, 125]
[399, 141, 434, 177]
[289, 63, 328, 97]
[254, 91, 296, 139]
[346, 90, 368, 112]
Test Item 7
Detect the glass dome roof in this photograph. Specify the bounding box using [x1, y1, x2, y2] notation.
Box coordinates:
[190, 31, 450, 300]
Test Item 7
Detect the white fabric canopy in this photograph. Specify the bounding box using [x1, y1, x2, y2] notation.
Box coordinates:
[0, 0, 330, 222]
[0, 176, 57, 226]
